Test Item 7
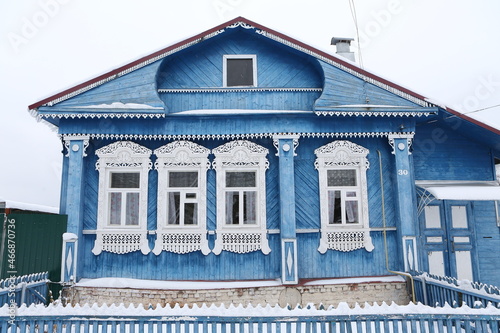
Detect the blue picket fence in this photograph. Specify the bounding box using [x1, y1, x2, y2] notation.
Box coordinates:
[0, 272, 48, 306]
[1, 302, 499, 333]
[412, 272, 500, 308]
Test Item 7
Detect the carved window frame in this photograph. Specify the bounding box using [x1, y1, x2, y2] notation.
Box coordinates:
[315, 140, 374, 253]
[93, 141, 152, 255]
[152, 141, 210, 255]
[212, 140, 271, 255]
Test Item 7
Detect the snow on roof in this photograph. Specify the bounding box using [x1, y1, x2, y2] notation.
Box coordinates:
[0, 199, 58, 214]
[416, 181, 500, 200]
[76, 275, 405, 291]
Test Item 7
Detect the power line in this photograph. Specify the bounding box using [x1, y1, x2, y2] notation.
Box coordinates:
[348, 0, 364, 68]
[462, 103, 500, 115]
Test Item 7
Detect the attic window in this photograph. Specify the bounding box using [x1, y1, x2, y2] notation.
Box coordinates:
[223, 55, 257, 87]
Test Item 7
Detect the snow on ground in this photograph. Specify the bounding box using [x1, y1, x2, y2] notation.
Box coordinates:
[2, 301, 499, 317]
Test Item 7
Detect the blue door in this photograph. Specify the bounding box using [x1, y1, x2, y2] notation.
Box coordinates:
[420, 201, 476, 281]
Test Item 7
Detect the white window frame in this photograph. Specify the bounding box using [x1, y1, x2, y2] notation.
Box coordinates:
[106, 171, 142, 227]
[212, 140, 270, 255]
[315, 140, 374, 253]
[223, 55, 257, 88]
[153, 141, 210, 255]
[93, 141, 152, 255]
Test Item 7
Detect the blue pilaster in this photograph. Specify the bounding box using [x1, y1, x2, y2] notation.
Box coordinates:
[61, 136, 88, 282]
[389, 134, 418, 272]
[274, 135, 299, 284]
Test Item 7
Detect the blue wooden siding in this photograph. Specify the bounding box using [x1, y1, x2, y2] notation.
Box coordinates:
[314, 61, 421, 110]
[413, 123, 494, 181]
[45, 61, 164, 109]
[471, 201, 500, 287]
[156, 32, 323, 113]
[78, 136, 403, 281]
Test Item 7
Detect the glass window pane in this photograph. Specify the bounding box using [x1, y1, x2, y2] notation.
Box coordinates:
[169, 172, 198, 188]
[184, 203, 198, 225]
[424, 206, 441, 229]
[327, 170, 357, 187]
[345, 200, 359, 224]
[226, 172, 256, 187]
[328, 190, 342, 224]
[111, 172, 140, 188]
[225, 191, 239, 224]
[227, 58, 254, 87]
[167, 192, 180, 225]
[451, 206, 468, 228]
[109, 192, 122, 225]
[125, 193, 139, 225]
[243, 191, 257, 224]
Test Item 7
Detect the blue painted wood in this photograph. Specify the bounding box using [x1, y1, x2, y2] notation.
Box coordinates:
[314, 61, 421, 110]
[4, 312, 500, 333]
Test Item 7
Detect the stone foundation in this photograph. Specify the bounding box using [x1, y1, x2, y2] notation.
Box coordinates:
[62, 278, 410, 308]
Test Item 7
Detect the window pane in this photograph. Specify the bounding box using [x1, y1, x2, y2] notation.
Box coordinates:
[226, 172, 256, 187]
[328, 190, 342, 224]
[125, 193, 139, 225]
[109, 192, 122, 225]
[227, 58, 254, 87]
[225, 191, 239, 224]
[345, 200, 359, 224]
[169, 172, 198, 188]
[184, 203, 198, 225]
[327, 170, 357, 187]
[111, 172, 140, 188]
[167, 192, 180, 225]
[243, 191, 257, 224]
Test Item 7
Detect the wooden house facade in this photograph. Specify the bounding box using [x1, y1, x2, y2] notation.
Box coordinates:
[29, 18, 500, 295]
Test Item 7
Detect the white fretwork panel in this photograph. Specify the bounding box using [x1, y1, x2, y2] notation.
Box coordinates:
[213, 232, 271, 255]
[92, 232, 150, 255]
[152, 232, 210, 255]
[318, 231, 374, 253]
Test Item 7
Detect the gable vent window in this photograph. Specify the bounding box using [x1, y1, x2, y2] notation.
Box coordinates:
[223, 55, 257, 87]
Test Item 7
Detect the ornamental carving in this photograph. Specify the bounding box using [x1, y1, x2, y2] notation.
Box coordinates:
[154, 141, 211, 169]
[318, 230, 374, 253]
[152, 232, 210, 255]
[212, 140, 269, 169]
[315, 140, 373, 253]
[92, 231, 150, 255]
[212, 232, 271, 255]
[96, 141, 152, 156]
[314, 140, 370, 169]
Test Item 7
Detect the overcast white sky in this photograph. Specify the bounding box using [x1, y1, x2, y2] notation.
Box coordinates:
[1, 0, 500, 208]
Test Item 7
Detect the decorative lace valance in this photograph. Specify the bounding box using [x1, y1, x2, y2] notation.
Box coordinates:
[213, 232, 271, 255]
[318, 230, 374, 253]
[152, 232, 210, 255]
[92, 231, 150, 255]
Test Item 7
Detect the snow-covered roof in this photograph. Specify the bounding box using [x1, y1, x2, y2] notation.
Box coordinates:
[416, 181, 500, 201]
[0, 199, 58, 214]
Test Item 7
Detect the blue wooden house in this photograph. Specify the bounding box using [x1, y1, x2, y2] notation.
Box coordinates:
[29, 17, 500, 302]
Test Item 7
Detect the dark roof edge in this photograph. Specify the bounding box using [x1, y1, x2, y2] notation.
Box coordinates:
[27, 16, 500, 136]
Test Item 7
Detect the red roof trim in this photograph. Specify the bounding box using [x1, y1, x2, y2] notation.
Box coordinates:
[28, 16, 500, 136]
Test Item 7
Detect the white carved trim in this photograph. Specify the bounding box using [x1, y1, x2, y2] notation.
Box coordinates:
[153, 141, 210, 255]
[158, 88, 322, 93]
[213, 140, 270, 255]
[318, 230, 374, 253]
[38, 113, 165, 120]
[61, 132, 415, 141]
[63, 136, 89, 158]
[94, 141, 152, 255]
[315, 111, 433, 117]
[388, 133, 414, 155]
[315, 140, 373, 253]
[212, 232, 271, 255]
[92, 231, 150, 255]
[152, 232, 210, 255]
